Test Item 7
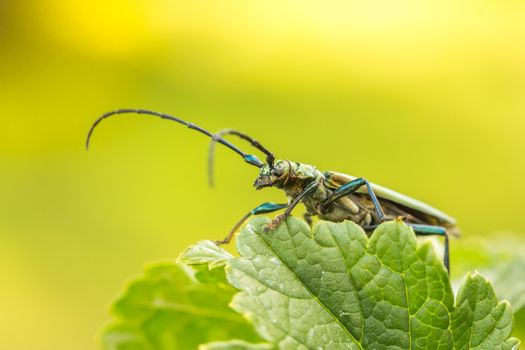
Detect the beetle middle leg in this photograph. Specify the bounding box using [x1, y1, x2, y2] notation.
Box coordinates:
[409, 224, 450, 273]
[304, 211, 316, 227]
[321, 178, 386, 221]
[214, 202, 288, 245]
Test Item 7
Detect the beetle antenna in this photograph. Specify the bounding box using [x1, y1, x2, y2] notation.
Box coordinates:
[86, 109, 264, 168]
[208, 128, 275, 187]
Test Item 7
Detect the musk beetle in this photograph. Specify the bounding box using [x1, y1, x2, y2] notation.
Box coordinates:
[87, 109, 458, 272]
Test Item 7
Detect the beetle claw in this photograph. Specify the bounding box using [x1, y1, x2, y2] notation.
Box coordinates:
[394, 215, 406, 222]
[264, 214, 286, 232]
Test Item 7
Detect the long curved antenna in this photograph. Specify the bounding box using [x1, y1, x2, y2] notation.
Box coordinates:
[208, 128, 275, 187]
[86, 109, 264, 168]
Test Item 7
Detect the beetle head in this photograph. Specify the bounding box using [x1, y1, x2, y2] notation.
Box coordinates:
[254, 160, 291, 190]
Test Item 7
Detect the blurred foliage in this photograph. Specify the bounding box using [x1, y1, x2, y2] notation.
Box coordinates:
[0, 1, 524, 349]
[102, 262, 262, 349]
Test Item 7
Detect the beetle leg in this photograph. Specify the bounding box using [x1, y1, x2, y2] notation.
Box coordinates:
[214, 202, 288, 245]
[363, 223, 450, 274]
[409, 224, 450, 274]
[304, 212, 315, 227]
[321, 178, 385, 221]
[265, 181, 320, 232]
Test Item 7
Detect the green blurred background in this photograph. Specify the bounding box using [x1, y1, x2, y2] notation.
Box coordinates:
[1, 1, 524, 349]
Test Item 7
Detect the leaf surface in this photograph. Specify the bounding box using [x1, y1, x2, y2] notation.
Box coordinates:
[178, 240, 234, 269]
[452, 272, 520, 350]
[224, 217, 520, 350]
[452, 235, 525, 313]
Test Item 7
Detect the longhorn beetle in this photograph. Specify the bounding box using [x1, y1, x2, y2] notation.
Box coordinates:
[87, 109, 458, 272]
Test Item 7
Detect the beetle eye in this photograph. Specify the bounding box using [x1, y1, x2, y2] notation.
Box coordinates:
[271, 167, 283, 177]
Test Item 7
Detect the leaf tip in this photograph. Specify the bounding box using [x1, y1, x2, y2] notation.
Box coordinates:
[177, 239, 234, 269]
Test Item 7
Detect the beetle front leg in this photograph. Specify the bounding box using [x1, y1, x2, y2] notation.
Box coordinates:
[321, 178, 386, 221]
[265, 181, 319, 232]
[214, 202, 288, 245]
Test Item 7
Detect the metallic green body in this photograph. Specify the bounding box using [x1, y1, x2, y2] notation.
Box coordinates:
[255, 160, 457, 232]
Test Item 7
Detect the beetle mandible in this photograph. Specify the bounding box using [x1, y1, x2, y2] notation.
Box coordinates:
[87, 109, 458, 271]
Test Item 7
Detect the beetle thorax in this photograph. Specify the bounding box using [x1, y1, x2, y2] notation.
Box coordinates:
[281, 162, 323, 198]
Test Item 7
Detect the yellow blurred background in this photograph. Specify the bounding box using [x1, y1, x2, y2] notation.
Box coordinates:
[1, 1, 524, 349]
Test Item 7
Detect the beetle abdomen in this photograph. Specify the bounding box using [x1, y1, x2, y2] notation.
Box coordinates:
[304, 185, 375, 225]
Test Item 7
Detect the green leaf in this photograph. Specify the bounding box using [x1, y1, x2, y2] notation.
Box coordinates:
[101, 262, 262, 350]
[178, 240, 234, 269]
[452, 235, 525, 314]
[452, 272, 520, 350]
[223, 217, 520, 349]
[102, 217, 521, 350]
